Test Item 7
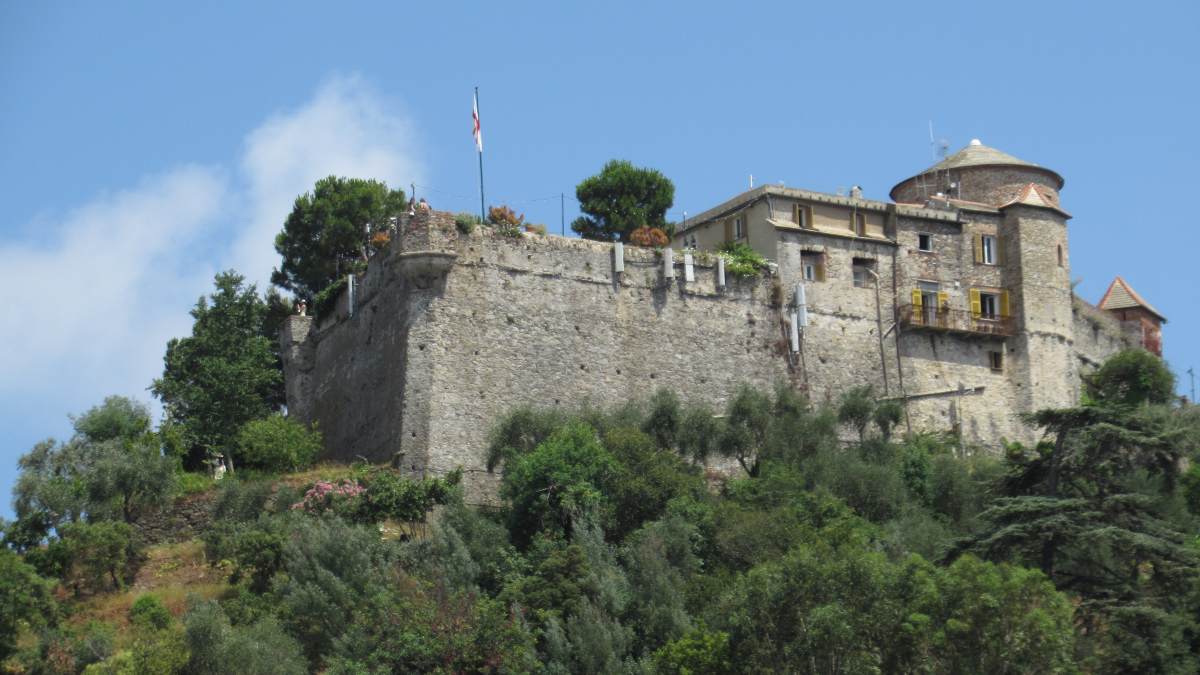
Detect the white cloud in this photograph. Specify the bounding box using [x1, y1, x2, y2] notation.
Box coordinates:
[0, 166, 228, 409]
[232, 75, 424, 288]
[0, 75, 423, 442]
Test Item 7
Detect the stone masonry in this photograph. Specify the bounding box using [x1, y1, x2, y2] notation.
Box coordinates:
[281, 140, 1159, 503]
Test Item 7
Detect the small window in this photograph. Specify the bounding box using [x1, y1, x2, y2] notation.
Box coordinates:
[734, 216, 745, 240]
[854, 212, 867, 237]
[1057, 244, 1064, 267]
[979, 292, 999, 319]
[981, 235, 997, 265]
[801, 251, 825, 282]
[852, 258, 876, 288]
[794, 204, 810, 228]
[917, 233, 933, 252]
[988, 350, 1003, 372]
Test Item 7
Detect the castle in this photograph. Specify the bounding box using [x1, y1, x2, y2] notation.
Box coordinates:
[280, 140, 1165, 502]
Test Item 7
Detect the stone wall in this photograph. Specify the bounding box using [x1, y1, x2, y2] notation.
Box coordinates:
[134, 492, 215, 546]
[284, 211, 794, 503]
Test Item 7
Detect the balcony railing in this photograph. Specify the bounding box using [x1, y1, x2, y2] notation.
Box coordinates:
[899, 304, 1014, 337]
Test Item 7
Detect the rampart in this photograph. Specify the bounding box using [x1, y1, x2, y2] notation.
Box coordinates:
[282, 211, 795, 502]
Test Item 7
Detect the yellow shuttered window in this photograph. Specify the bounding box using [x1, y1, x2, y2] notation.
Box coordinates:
[973, 234, 983, 264]
[937, 291, 949, 309]
[969, 288, 982, 319]
[911, 289, 923, 324]
[1000, 290, 1011, 318]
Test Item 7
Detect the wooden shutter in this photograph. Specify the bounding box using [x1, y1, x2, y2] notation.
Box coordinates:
[911, 289, 923, 324]
[973, 234, 983, 264]
[969, 289, 982, 319]
[912, 289, 923, 308]
[724, 219, 733, 242]
[1000, 290, 1011, 318]
[937, 291, 949, 308]
[816, 262, 826, 282]
[995, 236, 1004, 265]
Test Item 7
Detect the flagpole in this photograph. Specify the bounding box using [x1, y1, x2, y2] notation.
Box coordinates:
[476, 86, 485, 224]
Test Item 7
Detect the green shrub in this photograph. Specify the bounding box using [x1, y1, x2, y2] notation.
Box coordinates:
[184, 599, 306, 675]
[130, 594, 172, 630]
[0, 548, 57, 661]
[211, 478, 275, 523]
[174, 471, 212, 496]
[55, 521, 137, 594]
[718, 241, 768, 277]
[454, 212, 479, 235]
[236, 415, 322, 473]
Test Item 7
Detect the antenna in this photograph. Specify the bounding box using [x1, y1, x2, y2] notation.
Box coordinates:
[928, 121, 950, 160]
[1188, 367, 1195, 404]
[750, 174, 754, 189]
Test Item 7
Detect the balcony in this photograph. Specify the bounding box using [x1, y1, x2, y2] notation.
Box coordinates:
[899, 304, 1014, 337]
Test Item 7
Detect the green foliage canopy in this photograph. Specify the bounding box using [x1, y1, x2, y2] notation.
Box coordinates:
[152, 271, 283, 469]
[571, 160, 675, 242]
[271, 176, 407, 303]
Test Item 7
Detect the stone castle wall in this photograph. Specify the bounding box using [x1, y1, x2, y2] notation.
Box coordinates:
[281, 204, 1139, 501]
[283, 212, 795, 502]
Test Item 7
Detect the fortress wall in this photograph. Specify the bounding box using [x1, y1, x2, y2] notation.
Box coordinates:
[420, 230, 793, 501]
[1073, 296, 1135, 371]
[284, 213, 796, 502]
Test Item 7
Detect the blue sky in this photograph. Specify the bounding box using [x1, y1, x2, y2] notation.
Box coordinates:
[2, 1, 1198, 517]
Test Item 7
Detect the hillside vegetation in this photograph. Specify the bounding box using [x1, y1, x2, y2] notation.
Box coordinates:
[4, 350, 1200, 673]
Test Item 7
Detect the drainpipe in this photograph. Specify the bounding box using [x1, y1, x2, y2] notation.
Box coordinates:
[864, 268, 889, 396]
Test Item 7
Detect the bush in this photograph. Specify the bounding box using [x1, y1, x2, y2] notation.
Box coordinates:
[0, 548, 57, 660]
[184, 599, 306, 675]
[488, 204, 525, 227]
[174, 471, 212, 496]
[236, 415, 322, 473]
[454, 212, 479, 235]
[718, 241, 768, 277]
[630, 226, 669, 248]
[211, 478, 275, 523]
[130, 594, 172, 630]
[55, 521, 137, 594]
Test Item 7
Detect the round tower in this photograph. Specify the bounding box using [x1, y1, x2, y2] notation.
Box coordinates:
[890, 139, 1064, 207]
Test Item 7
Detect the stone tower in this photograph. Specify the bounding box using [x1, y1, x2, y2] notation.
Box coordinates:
[891, 139, 1077, 413]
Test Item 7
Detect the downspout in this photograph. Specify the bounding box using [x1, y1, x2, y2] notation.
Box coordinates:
[888, 204, 912, 436]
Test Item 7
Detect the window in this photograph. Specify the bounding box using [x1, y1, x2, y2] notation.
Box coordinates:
[979, 292, 999, 319]
[977, 234, 998, 265]
[801, 251, 825, 282]
[911, 281, 945, 325]
[981, 235, 996, 265]
[988, 350, 1004, 372]
[852, 258, 876, 288]
[734, 216, 745, 240]
[917, 233, 933, 252]
[794, 204, 811, 228]
[1057, 244, 1064, 267]
[854, 212, 867, 237]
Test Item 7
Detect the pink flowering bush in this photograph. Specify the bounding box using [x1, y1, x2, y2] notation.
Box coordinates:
[291, 479, 365, 517]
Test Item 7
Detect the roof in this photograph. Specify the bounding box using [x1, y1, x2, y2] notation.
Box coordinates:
[891, 139, 1065, 197]
[998, 183, 1072, 217]
[1098, 276, 1166, 322]
[676, 184, 893, 235]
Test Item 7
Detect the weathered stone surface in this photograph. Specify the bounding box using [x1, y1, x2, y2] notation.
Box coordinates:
[283, 164, 1140, 503]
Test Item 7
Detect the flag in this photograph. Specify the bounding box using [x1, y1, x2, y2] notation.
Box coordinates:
[472, 92, 483, 152]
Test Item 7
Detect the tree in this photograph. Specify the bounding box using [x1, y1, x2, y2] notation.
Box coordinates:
[0, 548, 57, 661]
[153, 271, 283, 469]
[11, 397, 173, 544]
[271, 176, 407, 303]
[955, 351, 1198, 671]
[571, 160, 675, 242]
[1085, 348, 1176, 407]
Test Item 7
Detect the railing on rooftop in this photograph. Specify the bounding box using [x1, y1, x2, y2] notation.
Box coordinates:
[899, 304, 1014, 337]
